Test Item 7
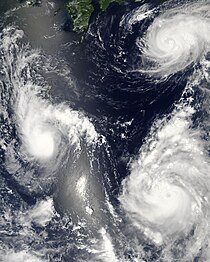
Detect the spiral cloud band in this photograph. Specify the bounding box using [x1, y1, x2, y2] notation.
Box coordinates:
[119, 1, 210, 258]
[138, 1, 210, 76]
[2, 1, 210, 262]
[119, 102, 210, 249]
[16, 89, 98, 162]
[0, 27, 98, 167]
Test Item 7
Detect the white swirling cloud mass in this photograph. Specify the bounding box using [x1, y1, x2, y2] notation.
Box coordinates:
[16, 88, 98, 162]
[120, 100, 210, 250]
[120, 2, 210, 259]
[138, 2, 210, 76]
[0, 27, 98, 165]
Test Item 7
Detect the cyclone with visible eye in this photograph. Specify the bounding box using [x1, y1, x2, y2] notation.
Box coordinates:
[2, 1, 210, 262]
[119, 103, 210, 249]
[138, 2, 210, 76]
[118, 2, 210, 256]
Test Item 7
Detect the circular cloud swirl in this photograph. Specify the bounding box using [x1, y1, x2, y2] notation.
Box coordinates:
[16, 88, 98, 163]
[138, 2, 210, 76]
[0, 27, 99, 165]
[119, 104, 210, 246]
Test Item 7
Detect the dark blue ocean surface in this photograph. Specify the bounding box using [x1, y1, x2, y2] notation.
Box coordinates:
[1, 0, 210, 261]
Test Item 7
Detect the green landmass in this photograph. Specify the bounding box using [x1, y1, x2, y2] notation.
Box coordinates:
[67, 0, 94, 32]
[67, 0, 124, 33]
[99, 0, 124, 11]
[67, 0, 169, 33]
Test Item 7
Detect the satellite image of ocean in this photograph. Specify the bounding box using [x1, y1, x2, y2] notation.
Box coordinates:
[0, 0, 210, 261]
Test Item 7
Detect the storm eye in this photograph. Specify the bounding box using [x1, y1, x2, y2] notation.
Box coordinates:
[138, 12, 210, 76]
[1, 1, 210, 262]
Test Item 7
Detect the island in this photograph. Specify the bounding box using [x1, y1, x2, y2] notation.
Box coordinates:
[67, 0, 124, 33]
